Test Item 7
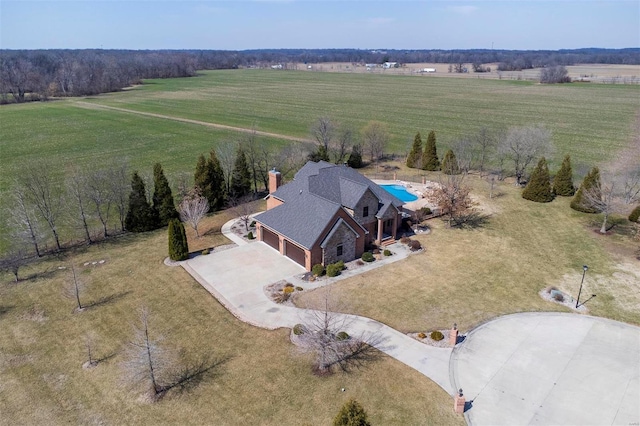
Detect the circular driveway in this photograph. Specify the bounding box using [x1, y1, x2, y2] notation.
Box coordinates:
[450, 313, 640, 425]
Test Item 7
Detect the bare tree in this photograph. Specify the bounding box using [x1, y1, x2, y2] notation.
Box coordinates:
[619, 168, 640, 205]
[272, 143, 310, 178]
[123, 307, 174, 398]
[230, 195, 257, 233]
[311, 116, 335, 155]
[8, 185, 43, 257]
[178, 188, 210, 237]
[216, 142, 237, 194]
[361, 121, 389, 163]
[64, 265, 86, 311]
[0, 244, 31, 282]
[106, 161, 130, 232]
[298, 292, 380, 375]
[451, 138, 474, 173]
[19, 162, 64, 250]
[242, 127, 263, 195]
[86, 169, 113, 238]
[83, 333, 98, 368]
[66, 168, 93, 244]
[581, 178, 620, 234]
[498, 125, 553, 186]
[335, 125, 355, 164]
[471, 127, 499, 175]
[540, 65, 571, 83]
[432, 173, 476, 227]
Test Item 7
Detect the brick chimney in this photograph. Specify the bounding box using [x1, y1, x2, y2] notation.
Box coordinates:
[269, 168, 281, 194]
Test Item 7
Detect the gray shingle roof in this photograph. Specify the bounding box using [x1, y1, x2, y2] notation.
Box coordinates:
[255, 161, 403, 248]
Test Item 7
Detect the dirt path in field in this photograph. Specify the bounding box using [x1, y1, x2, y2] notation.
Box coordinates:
[73, 101, 311, 143]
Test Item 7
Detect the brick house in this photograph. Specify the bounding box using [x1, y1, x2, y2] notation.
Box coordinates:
[253, 161, 404, 271]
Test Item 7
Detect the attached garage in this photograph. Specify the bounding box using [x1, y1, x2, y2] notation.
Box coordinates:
[262, 227, 280, 251]
[284, 240, 306, 267]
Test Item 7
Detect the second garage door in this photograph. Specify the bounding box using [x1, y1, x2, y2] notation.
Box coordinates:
[284, 241, 306, 267]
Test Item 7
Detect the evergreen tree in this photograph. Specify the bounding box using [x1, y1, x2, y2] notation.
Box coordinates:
[442, 149, 461, 175]
[406, 132, 423, 168]
[152, 163, 178, 227]
[571, 167, 601, 213]
[628, 205, 640, 223]
[333, 399, 371, 426]
[522, 157, 554, 202]
[346, 144, 363, 168]
[421, 130, 440, 171]
[207, 150, 226, 210]
[309, 145, 331, 162]
[125, 172, 157, 232]
[168, 218, 189, 261]
[194, 154, 213, 205]
[553, 155, 575, 196]
[230, 146, 252, 199]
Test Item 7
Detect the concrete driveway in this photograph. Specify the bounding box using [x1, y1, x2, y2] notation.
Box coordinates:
[450, 313, 640, 425]
[183, 242, 306, 328]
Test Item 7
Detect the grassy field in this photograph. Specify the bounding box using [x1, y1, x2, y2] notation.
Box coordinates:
[296, 168, 640, 333]
[0, 209, 463, 425]
[85, 69, 639, 167]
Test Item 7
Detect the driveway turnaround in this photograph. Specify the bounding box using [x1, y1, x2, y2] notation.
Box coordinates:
[450, 313, 640, 425]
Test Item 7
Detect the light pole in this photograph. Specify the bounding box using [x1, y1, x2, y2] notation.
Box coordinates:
[576, 265, 588, 308]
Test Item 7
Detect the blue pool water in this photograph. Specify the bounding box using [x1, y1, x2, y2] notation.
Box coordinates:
[380, 184, 418, 202]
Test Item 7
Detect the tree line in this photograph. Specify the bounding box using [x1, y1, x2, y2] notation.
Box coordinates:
[2, 47, 638, 103]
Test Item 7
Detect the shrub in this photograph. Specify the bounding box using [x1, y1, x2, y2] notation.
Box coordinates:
[553, 155, 575, 196]
[629, 205, 640, 223]
[547, 286, 558, 294]
[522, 157, 554, 203]
[372, 248, 380, 255]
[553, 292, 565, 302]
[336, 260, 345, 270]
[246, 231, 254, 240]
[571, 167, 601, 213]
[168, 219, 189, 261]
[284, 282, 294, 288]
[295, 286, 304, 291]
[417, 332, 426, 339]
[421, 207, 432, 216]
[250, 220, 256, 227]
[293, 324, 306, 335]
[336, 331, 350, 341]
[356, 260, 364, 266]
[400, 236, 411, 244]
[409, 240, 422, 251]
[334, 399, 371, 426]
[326, 263, 342, 277]
[202, 249, 210, 255]
[383, 249, 392, 256]
[283, 286, 295, 294]
[430, 331, 444, 341]
[312, 264, 325, 277]
[361, 252, 375, 262]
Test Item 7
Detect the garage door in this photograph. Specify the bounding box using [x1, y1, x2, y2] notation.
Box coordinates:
[262, 228, 280, 251]
[285, 241, 306, 267]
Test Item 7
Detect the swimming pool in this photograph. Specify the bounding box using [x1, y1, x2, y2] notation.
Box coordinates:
[380, 184, 418, 202]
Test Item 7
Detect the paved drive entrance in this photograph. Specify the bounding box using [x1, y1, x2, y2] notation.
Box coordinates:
[450, 313, 640, 425]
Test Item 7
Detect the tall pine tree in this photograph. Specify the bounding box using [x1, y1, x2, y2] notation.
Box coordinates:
[125, 172, 157, 232]
[442, 149, 461, 175]
[553, 155, 575, 196]
[347, 144, 363, 168]
[571, 167, 601, 213]
[522, 157, 554, 202]
[230, 146, 252, 200]
[406, 133, 423, 168]
[421, 130, 440, 171]
[168, 218, 189, 261]
[194, 154, 212, 205]
[207, 150, 226, 210]
[152, 163, 178, 227]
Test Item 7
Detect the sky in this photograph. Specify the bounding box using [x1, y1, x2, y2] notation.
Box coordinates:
[1, 0, 638, 50]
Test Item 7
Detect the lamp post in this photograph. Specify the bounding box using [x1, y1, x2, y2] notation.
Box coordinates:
[576, 265, 588, 308]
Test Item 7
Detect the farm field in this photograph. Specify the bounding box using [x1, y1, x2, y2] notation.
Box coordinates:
[0, 209, 463, 425]
[81, 69, 639, 169]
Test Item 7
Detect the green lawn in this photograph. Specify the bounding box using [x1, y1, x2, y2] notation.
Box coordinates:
[0, 210, 462, 425]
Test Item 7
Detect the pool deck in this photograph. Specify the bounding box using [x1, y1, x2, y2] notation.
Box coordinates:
[373, 179, 438, 213]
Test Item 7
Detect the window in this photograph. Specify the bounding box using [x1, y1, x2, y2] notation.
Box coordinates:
[363, 206, 369, 217]
[337, 245, 343, 256]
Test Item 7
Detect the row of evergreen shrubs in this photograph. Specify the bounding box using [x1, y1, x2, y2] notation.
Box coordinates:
[312, 260, 347, 277]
